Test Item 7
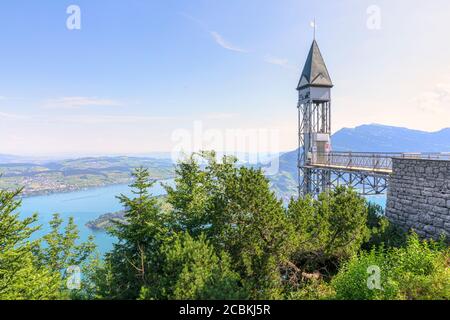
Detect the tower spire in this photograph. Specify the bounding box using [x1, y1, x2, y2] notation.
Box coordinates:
[297, 39, 333, 90]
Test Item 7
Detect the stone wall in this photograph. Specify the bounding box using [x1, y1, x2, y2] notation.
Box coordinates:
[386, 158, 450, 239]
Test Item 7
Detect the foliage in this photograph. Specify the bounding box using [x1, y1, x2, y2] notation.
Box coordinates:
[165, 152, 295, 299]
[332, 234, 450, 300]
[93, 167, 168, 299]
[364, 202, 408, 249]
[0, 188, 58, 299]
[140, 233, 246, 300]
[33, 214, 96, 297]
[0, 185, 97, 300]
[331, 248, 398, 300]
[286, 279, 335, 300]
[286, 187, 370, 277]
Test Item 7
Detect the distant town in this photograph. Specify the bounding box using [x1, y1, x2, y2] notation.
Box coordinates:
[0, 156, 175, 197]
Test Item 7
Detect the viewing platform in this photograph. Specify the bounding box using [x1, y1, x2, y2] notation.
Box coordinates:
[307, 152, 450, 176]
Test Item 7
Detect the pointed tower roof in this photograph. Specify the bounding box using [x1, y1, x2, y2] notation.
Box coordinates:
[297, 40, 333, 90]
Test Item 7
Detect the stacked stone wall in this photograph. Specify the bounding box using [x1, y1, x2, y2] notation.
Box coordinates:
[386, 158, 450, 239]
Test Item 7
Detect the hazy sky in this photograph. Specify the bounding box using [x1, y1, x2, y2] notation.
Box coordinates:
[1, 0, 449, 155]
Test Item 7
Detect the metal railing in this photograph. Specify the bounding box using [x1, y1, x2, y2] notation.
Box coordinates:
[310, 152, 450, 172]
[396, 153, 450, 161]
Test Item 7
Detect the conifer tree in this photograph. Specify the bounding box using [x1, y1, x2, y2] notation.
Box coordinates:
[33, 214, 96, 297]
[96, 167, 168, 299]
[0, 188, 60, 300]
[287, 186, 370, 275]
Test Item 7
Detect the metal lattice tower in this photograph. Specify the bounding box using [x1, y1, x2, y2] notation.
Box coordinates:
[297, 40, 394, 198]
[297, 40, 333, 197]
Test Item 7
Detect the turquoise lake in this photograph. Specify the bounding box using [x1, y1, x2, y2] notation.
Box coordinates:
[18, 183, 386, 257]
[19, 182, 170, 256]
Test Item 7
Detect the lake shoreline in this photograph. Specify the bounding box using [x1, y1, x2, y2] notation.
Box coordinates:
[18, 176, 175, 199]
[18, 181, 174, 255]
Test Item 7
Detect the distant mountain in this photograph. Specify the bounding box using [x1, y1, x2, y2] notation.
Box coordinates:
[0, 154, 29, 164]
[270, 124, 450, 200]
[331, 124, 450, 153]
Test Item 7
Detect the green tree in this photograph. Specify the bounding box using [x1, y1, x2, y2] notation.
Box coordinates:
[33, 214, 96, 297]
[286, 187, 370, 280]
[165, 154, 213, 237]
[140, 232, 245, 300]
[315, 187, 370, 259]
[95, 167, 168, 299]
[0, 188, 60, 300]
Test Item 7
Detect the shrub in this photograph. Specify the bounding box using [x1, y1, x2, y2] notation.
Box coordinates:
[364, 202, 407, 249]
[332, 234, 449, 300]
[141, 233, 246, 300]
[287, 187, 370, 276]
[286, 280, 335, 300]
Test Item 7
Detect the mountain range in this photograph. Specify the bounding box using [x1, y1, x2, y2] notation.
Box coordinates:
[331, 124, 450, 153]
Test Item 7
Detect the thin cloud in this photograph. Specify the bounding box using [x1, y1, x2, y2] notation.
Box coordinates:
[209, 31, 248, 53]
[264, 55, 295, 70]
[415, 81, 450, 114]
[180, 12, 248, 54]
[179, 12, 208, 30]
[44, 97, 122, 109]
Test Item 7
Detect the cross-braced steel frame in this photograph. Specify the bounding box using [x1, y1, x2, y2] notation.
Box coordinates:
[299, 164, 390, 198]
[298, 98, 331, 197]
[310, 166, 389, 196]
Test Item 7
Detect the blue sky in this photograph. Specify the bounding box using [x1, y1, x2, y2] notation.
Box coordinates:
[1, 0, 450, 155]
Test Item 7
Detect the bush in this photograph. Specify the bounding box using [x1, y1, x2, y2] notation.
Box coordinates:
[364, 202, 407, 249]
[332, 249, 399, 300]
[287, 187, 370, 277]
[389, 234, 449, 300]
[156, 233, 246, 300]
[286, 280, 335, 300]
[332, 234, 449, 300]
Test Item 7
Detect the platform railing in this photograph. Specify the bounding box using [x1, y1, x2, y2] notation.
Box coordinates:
[311, 152, 450, 171]
[397, 153, 450, 161]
